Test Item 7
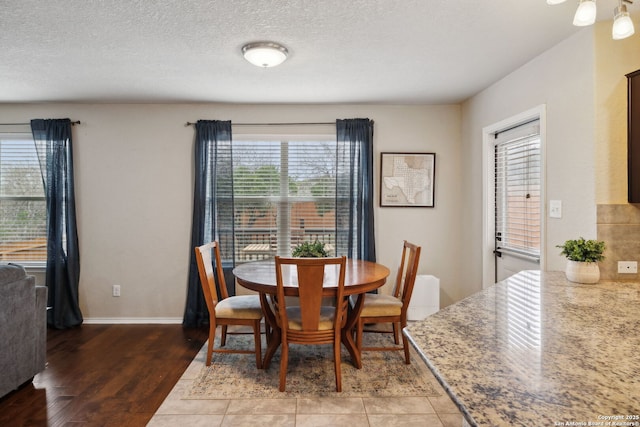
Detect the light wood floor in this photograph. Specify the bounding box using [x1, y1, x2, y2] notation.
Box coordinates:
[0, 324, 208, 427]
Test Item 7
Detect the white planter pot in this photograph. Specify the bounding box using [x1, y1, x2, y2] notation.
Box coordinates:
[565, 261, 600, 284]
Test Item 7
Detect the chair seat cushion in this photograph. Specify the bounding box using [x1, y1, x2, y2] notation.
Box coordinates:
[356, 294, 403, 317]
[285, 306, 335, 330]
[215, 295, 263, 319]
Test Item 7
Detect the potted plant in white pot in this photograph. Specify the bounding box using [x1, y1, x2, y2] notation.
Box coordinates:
[556, 237, 606, 284]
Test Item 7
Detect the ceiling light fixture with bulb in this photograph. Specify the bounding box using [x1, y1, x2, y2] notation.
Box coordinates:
[547, 0, 635, 40]
[241, 42, 289, 68]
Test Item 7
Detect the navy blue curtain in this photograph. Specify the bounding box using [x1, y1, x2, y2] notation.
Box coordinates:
[336, 118, 376, 261]
[31, 118, 82, 329]
[183, 120, 233, 327]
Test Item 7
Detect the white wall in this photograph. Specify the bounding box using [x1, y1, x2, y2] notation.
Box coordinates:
[460, 29, 597, 295]
[0, 103, 461, 321]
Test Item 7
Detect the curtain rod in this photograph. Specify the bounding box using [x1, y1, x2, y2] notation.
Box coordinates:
[0, 121, 81, 126]
[185, 121, 336, 127]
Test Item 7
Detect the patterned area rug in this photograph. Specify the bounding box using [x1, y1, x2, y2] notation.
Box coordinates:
[185, 333, 441, 399]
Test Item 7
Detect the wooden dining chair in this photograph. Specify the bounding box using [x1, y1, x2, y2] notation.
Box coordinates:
[273, 256, 347, 392]
[352, 240, 421, 364]
[194, 241, 264, 369]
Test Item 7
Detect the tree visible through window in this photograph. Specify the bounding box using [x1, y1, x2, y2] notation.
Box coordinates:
[229, 138, 337, 262]
[0, 133, 47, 263]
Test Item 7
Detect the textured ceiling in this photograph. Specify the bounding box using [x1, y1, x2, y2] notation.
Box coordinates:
[0, 0, 634, 104]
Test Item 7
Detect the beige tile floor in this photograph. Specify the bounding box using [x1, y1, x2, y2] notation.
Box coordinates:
[147, 342, 465, 427]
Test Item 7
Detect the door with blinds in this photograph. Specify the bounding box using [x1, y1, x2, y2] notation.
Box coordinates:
[494, 120, 541, 282]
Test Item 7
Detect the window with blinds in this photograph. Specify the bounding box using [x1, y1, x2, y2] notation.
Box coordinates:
[228, 137, 337, 262]
[0, 133, 47, 263]
[494, 121, 541, 259]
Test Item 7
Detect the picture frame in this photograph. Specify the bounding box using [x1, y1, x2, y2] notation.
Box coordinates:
[380, 152, 436, 207]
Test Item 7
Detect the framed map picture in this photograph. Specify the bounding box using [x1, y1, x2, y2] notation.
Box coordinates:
[380, 152, 436, 207]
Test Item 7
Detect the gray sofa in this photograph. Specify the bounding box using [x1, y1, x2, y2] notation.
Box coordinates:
[0, 264, 47, 398]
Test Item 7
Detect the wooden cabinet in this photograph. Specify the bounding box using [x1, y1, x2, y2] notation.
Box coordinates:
[627, 69, 640, 203]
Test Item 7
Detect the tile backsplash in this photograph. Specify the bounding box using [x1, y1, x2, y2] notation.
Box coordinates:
[597, 204, 640, 281]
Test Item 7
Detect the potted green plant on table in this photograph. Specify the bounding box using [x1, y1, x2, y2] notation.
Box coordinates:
[556, 237, 605, 284]
[291, 240, 329, 258]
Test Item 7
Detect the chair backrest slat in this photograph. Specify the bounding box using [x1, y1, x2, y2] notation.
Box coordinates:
[296, 263, 327, 330]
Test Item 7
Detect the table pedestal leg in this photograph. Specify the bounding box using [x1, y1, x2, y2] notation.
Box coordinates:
[260, 293, 281, 368]
[343, 293, 366, 369]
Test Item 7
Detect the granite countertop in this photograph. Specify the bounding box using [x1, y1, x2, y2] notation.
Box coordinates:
[405, 270, 640, 427]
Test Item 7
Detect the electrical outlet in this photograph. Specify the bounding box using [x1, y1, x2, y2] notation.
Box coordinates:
[617, 261, 638, 274]
[112, 285, 121, 297]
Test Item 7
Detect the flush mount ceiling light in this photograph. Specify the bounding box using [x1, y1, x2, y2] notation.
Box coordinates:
[548, 0, 635, 39]
[241, 42, 288, 68]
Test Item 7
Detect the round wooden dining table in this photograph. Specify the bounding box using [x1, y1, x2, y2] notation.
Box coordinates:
[233, 259, 390, 369]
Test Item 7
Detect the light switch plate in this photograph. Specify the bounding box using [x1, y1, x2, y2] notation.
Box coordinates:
[549, 200, 562, 218]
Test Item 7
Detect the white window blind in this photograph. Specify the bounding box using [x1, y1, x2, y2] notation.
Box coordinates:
[227, 137, 337, 262]
[494, 120, 541, 259]
[0, 133, 47, 263]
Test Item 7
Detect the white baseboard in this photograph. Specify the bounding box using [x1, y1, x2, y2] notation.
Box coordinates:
[83, 317, 183, 324]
